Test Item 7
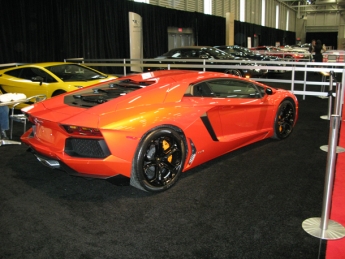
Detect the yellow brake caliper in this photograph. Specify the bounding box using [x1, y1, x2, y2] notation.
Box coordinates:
[162, 139, 172, 163]
[278, 115, 283, 132]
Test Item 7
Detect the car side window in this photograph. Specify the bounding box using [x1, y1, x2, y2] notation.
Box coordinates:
[5, 68, 22, 78]
[180, 50, 197, 58]
[257, 85, 266, 96]
[192, 82, 215, 97]
[170, 50, 182, 58]
[187, 79, 262, 98]
[5, 67, 57, 83]
[198, 51, 211, 58]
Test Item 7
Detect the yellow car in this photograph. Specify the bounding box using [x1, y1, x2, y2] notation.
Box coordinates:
[0, 62, 118, 108]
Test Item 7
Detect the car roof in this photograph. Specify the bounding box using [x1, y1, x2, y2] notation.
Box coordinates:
[58, 70, 253, 111]
[26, 62, 79, 67]
[168, 46, 213, 50]
[215, 45, 241, 48]
[1, 62, 80, 71]
[136, 70, 230, 82]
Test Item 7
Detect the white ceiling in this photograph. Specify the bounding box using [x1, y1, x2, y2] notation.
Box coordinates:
[279, 0, 345, 13]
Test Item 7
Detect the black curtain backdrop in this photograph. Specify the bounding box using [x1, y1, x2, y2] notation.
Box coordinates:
[234, 21, 296, 47]
[0, 0, 296, 64]
[306, 32, 338, 49]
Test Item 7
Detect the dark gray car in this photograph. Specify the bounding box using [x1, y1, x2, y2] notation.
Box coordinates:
[145, 46, 268, 78]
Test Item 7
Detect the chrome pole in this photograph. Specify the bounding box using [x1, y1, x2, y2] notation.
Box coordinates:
[320, 71, 333, 120]
[320, 115, 339, 230]
[334, 82, 342, 117]
[320, 81, 345, 153]
[302, 114, 345, 239]
[327, 73, 334, 118]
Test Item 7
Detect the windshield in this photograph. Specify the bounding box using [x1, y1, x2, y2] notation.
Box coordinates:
[45, 64, 108, 82]
[165, 47, 234, 59]
[201, 47, 234, 59]
[240, 48, 255, 55]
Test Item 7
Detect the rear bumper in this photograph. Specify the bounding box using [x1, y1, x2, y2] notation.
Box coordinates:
[21, 128, 133, 178]
[28, 147, 130, 185]
[29, 148, 109, 178]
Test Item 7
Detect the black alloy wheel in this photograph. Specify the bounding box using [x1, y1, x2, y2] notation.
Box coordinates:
[273, 99, 295, 139]
[285, 55, 294, 62]
[131, 127, 186, 192]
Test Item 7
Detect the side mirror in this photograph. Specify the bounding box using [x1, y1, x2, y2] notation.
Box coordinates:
[265, 88, 275, 95]
[31, 76, 44, 86]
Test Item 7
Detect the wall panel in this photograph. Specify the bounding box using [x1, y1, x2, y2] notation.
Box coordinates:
[138, 0, 296, 32]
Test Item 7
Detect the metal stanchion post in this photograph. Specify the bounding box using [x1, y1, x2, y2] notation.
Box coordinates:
[320, 71, 333, 120]
[319, 71, 332, 99]
[334, 82, 342, 116]
[320, 82, 345, 153]
[302, 115, 345, 239]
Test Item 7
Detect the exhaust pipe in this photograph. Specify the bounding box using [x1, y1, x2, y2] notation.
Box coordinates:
[34, 154, 61, 169]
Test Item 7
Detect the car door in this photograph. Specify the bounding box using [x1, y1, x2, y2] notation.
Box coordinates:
[192, 79, 273, 141]
[2, 67, 57, 97]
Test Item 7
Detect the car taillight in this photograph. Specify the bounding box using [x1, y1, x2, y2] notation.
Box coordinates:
[61, 125, 102, 137]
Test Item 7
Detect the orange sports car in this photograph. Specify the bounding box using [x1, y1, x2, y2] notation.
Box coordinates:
[21, 70, 298, 192]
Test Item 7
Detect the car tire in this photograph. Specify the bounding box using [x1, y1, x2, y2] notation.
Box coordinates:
[52, 90, 66, 97]
[285, 56, 294, 62]
[224, 69, 242, 77]
[272, 99, 296, 140]
[130, 127, 186, 192]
